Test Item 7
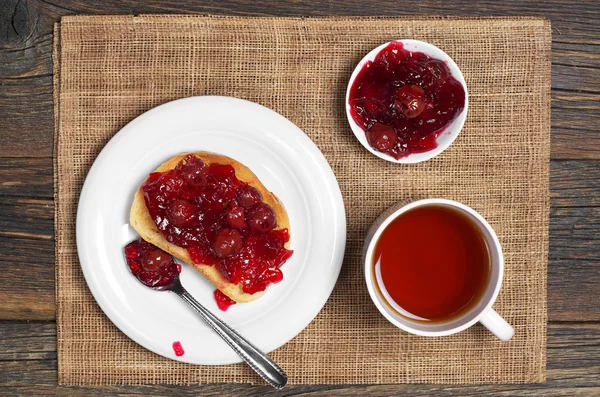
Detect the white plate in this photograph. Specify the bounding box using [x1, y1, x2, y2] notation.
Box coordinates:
[76, 96, 346, 365]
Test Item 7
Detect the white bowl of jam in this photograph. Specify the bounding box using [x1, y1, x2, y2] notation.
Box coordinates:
[346, 40, 468, 163]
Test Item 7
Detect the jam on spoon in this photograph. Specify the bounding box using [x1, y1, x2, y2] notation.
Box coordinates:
[122, 239, 287, 389]
[125, 239, 236, 311]
[124, 239, 180, 288]
[348, 41, 466, 159]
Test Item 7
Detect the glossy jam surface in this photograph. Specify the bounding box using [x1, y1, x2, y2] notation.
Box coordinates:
[349, 42, 466, 159]
[172, 341, 185, 357]
[142, 154, 293, 294]
[373, 205, 490, 322]
[214, 289, 236, 311]
[124, 239, 180, 287]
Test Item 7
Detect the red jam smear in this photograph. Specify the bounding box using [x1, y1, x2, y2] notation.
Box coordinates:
[172, 341, 185, 357]
[348, 41, 466, 159]
[142, 154, 293, 295]
[124, 239, 180, 287]
[214, 290, 236, 311]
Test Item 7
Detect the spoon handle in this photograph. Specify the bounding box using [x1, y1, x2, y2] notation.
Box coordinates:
[172, 280, 288, 389]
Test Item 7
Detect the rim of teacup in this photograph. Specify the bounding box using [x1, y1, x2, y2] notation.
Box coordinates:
[363, 198, 503, 336]
[345, 40, 469, 164]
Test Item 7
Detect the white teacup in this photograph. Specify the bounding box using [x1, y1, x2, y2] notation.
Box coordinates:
[363, 198, 514, 341]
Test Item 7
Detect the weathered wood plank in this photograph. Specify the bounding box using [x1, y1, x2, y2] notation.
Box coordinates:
[0, 322, 598, 395]
[0, 193, 55, 321]
[0, 235, 55, 320]
[549, 208, 600, 321]
[550, 161, 600, 208]
[0, 197, 53, 239]
[0, 157, 53, 198]
[0, 77, 54, 158]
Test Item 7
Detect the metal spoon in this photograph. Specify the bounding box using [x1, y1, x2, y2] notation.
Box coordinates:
[150, 275, 288, 389]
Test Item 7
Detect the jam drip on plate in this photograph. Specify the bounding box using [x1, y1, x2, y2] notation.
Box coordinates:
[172, 341, 185, 357]
[124, 239, 181, 287]
[214, 289, 237, 311]
[348, 41, 466, 159]
[142, 154, 293, 294]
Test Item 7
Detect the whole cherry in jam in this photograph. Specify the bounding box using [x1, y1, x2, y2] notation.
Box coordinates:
[349, 41, 466, 159]
[142, 247, 172, 271]
[395, 85, 426, 119]
[213, 229, 243, 258]
[124, 239, 180, 288]
[141, 154, 293, 294]
[367, 123, 398, 152]
[247, 203, 276, 234]
[166, 199, 197, 227]
[177, 155, 206, 186]
[225, 203, 247, 229]
[235, 185, 262, 208]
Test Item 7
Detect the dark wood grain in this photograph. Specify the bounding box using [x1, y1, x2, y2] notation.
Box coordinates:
[548, 161, 600, 321]
[0, 158, 53, 198]
[1, 322, 598, 396]
[0, 197, 53, 239]
[0, 235, 55, 320]
[1, 0, 600, 394]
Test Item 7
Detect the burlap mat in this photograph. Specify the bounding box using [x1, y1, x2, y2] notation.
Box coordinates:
[54, 15, 550, 385]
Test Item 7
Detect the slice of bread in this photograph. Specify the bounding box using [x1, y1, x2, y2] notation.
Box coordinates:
[130, 152, 290, 303]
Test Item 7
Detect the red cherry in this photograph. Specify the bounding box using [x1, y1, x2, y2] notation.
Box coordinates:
[212, 229, 244, 258]
[165, 199, 196, 227]
[141, 247, 172, 272]
[247, 203, 276, 234]
[177, 155, 206, 186]
[376, 41, 408, 70]
[235, 185, 263, 208]
[395, 85, 426, 119]
[158, 172, 185, 201]
[405, 60, 426, 81]
[201, 182, 235, 204]
[226, 203, 247, 229]
[423, 59, 449, 87]
[367, 123, 398, 152]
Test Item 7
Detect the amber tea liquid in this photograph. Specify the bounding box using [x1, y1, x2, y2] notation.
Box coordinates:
[372, 204, 491, 323]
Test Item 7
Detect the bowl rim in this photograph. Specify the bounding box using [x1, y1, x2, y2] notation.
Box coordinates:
[345, 39, 469, 164]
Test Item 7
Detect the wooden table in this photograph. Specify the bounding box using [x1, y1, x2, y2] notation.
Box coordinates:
[1, 0, 598, 395]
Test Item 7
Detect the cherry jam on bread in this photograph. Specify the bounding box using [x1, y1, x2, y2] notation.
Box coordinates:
[348, 41, 466, 159]
[141, 154, 292, 294]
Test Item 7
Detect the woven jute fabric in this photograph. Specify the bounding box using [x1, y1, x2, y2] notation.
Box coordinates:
[54, 15, 550, 385]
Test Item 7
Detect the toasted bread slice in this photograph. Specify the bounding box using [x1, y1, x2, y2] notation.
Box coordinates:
[130, 152, 290, 303]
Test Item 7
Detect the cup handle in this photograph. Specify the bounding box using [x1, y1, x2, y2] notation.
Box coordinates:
[479, 309, 514, 341]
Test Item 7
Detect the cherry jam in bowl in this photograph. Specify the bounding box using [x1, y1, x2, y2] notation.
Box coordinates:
[346, 40, 468, 164]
